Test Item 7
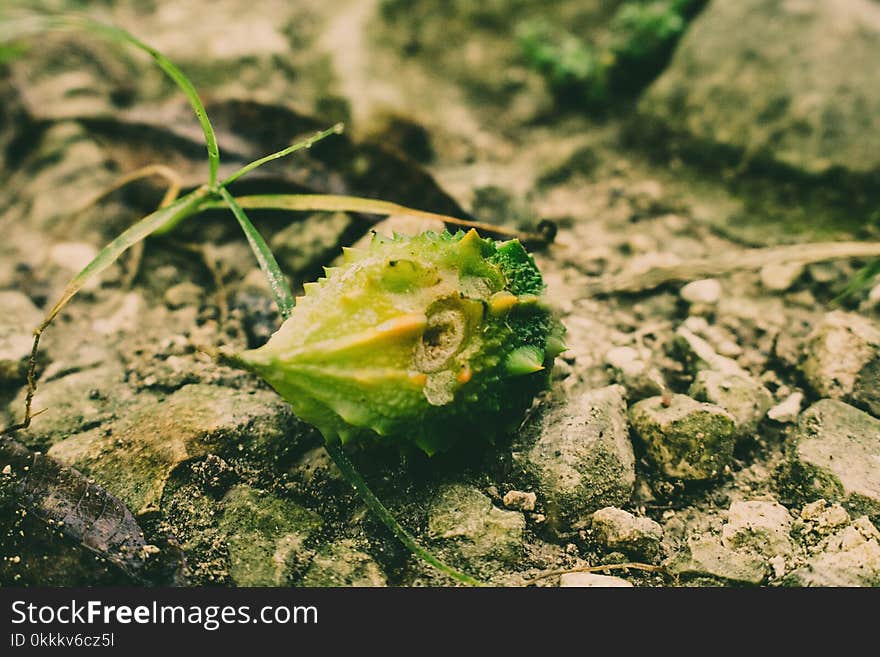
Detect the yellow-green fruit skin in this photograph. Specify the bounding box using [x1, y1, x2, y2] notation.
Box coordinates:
[239, 230, 564, 455]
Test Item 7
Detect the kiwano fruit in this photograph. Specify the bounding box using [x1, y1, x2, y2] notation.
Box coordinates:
[238, 229, 565, 455]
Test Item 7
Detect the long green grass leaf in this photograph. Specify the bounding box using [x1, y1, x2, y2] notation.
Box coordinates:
[219, 187, 295, 319]
[200, 194, 546, 242]
[324, 441, 483, 586]
[43, 188, 210, 327]
[838, 257, 880, 302]
[220, 123, 344, 187]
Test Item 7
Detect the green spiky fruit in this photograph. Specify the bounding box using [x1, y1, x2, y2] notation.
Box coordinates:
[239, 229, 565, 455]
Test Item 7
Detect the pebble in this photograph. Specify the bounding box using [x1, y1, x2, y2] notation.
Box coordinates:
[767, 392, 804, 424]
[559, 572, 633, 588]
[163, 282, 204, 309]
[629, 394, 736, 481]
[428, 484, 525, 577]
[800, 311, 880, 416]
[48, 241, 98, 273]
[688, 370, 772, 437]
[604, 346, 664, 400]
[502, 490, 537, 512]
[0, 291, 46, 384]
[680, 279, 722, 306]
[666, 537, 766, 585]
[591, 507, 663, 559]
[514, 386, 635, 530]
[721, 500, 794, 558]
[759, 262, 804, 292]
[778, 399, 880, 521]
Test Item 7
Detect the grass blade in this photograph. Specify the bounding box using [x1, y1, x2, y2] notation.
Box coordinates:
[324, 441, 483, 586]
[43, 188, 210, 327]
[202, 193, 549, 243]
[0, 13, 221, 186]
[220, 123, 344, 187]
[219, 187, 295, 319]
[838, 257, 880, 302]
[4, 187, 209, 434]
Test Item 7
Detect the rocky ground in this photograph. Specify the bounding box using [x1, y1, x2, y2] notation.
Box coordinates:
[1, 0, 879, 587]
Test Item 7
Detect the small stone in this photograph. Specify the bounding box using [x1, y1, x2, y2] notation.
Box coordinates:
[767, 392, 804, 424]
[768, 555, 786, 579]
[559, 572, 633, 588]
[591, 507, 663, 559]
[807, 262, 841, 285]
[300, 539, 387, 587]
[514, 386, 635, 530]
[218, 484, 322, 587]
[666, 537, 766, 585]
[674, 326, 744, 376]
[784, 519, 880, 587]
[502, 490, 537, 512]
[0, 291, 45, 385]
[629, 394, 736, 481]
[604, 346, 664, 400]
[428, 484, 525, 578]
[680, 279, 722, 306]
[800, 311, 880, 416]
[163, 282, 204, 309]
[759, 262, 804, 292]
[800, 499, 830, 522]
[820, 505, 850, 530]
[48, 384, 307, 515]
[721, 500, 794, 559]
[48, 241, 98, 273]
[689, 370, 772, 437]
[778, 399, 880, 523]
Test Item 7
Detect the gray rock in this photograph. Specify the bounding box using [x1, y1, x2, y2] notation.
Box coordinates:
[680, 279, 721, 306]
[784, 517, 880, 587]
[604, 346, 664, 400]
[559, 572, 633, 588]
[300, 539, 387, 587]
[800, 311, 880, 416]
[629, 394, 736, 481]
[760, 262, 805, 292]
[640, 0, 880, 177]
[674, 326, 744, 377]
[47, 383, 304, 515]
[767, 392, 804, 424]
[591, 507, 663, 560]
[163, 282, 204, 309]
[48, 242, 98, 274]
[9, 363, 130, 449]
[218, 484, 322, 587]
[721, 501, 794, 559]
[778, 399, 880, 523]
[502, 490, 536, 512]
[427, 483, 525, 577]
[807, 262, 842, 285]
[666, 537, 767, 586]
[800, 499, 851, 536]
[0, 291, 44, 385]
[514, 386, 635, 530]
[689, 370, 772, 437]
